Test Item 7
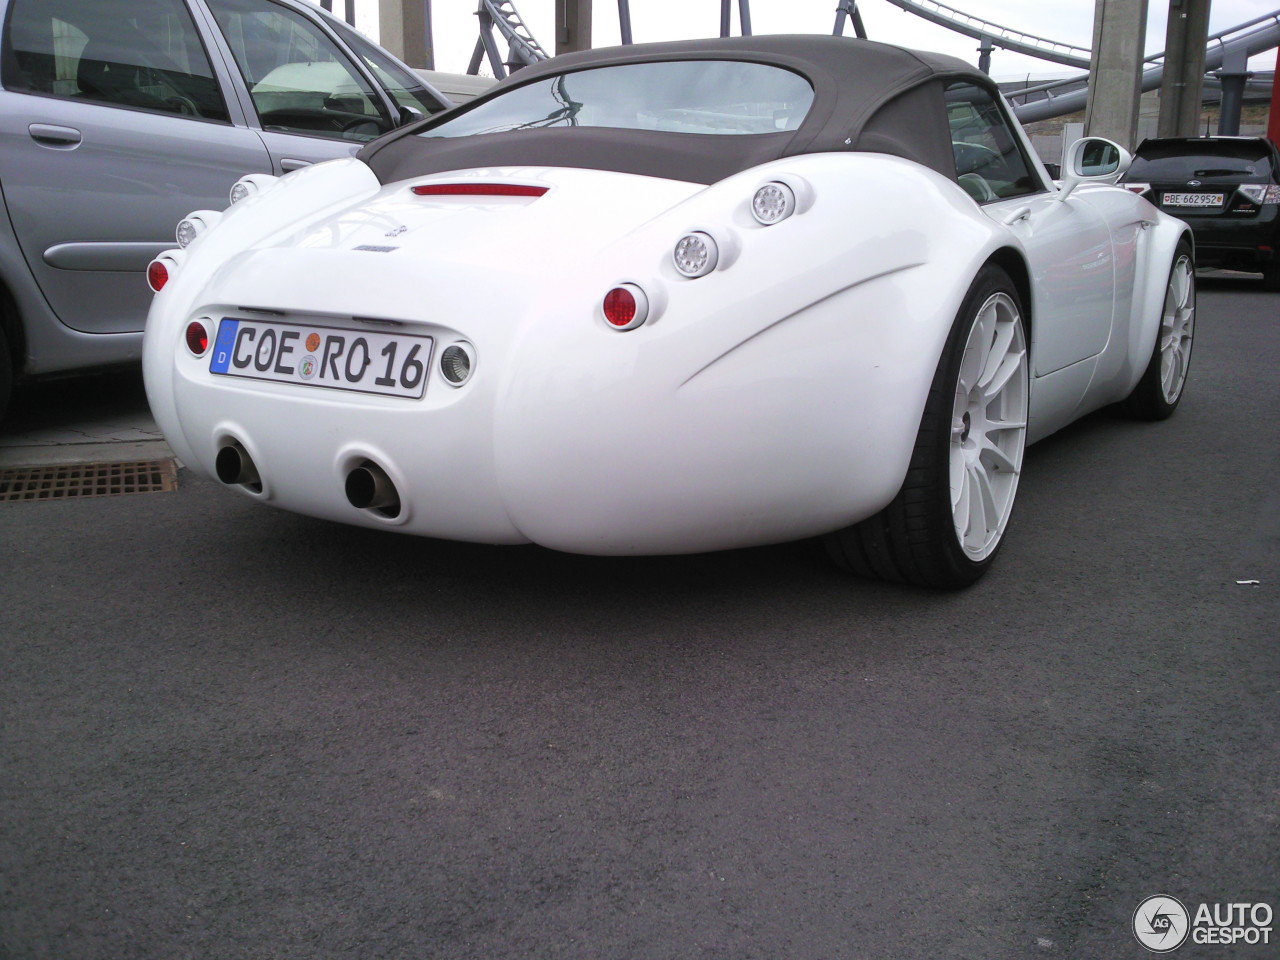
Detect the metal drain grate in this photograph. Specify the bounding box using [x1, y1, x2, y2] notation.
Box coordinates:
[0, 459, 178, 502]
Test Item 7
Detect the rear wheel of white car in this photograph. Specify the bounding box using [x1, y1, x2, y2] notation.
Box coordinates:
[1123, 242, 1195, 421]
[826, 264, 1029, 588]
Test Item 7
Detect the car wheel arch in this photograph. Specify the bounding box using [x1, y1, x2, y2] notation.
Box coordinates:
[985, 246, 1033, 356]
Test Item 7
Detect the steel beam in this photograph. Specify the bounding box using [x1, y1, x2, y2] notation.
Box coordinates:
[618, 0, 633, 44]
[977, 35, 993, 75]
[1215, 48, 1252, 135]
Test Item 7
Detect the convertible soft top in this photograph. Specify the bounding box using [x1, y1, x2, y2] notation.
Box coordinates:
[360, 35, 991, 185]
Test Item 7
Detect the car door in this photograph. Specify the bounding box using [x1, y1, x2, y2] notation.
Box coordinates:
[198, 0, 405, 174]
[0, 0, 273, 335]
[945, 82, 1117, 377]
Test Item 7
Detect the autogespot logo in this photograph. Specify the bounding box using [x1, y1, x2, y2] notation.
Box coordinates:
[1134, 895, 1191, 953]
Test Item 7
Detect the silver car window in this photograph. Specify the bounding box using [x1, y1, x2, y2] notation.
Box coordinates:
[206, 0, 393, 142]
[331, 20, 447, 119]
[945, 81, 1039, 202]
[1, 0, 231, 122]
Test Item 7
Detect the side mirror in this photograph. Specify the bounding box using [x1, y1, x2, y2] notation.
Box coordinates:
[1056, 136, 1132, 201]
[398, 105, 425, 126]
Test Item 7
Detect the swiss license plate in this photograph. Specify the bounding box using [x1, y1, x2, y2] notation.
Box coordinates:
[209, 318, 433, 399]
[1163, 192, 1224, 208]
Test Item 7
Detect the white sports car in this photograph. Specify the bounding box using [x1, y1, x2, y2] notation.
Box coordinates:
[142, 36, 1195, 588]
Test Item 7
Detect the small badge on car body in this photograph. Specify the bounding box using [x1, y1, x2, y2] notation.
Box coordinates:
[354, 245, 398, 253]
[1187, 179, 1202, 186]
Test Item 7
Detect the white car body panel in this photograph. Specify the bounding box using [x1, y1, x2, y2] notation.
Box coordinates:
[144, 147, 1186, 554]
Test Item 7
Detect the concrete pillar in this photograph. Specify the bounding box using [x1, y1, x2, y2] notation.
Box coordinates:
[378, 0, 430, 68]
[556, 0, 592, 55]
[1083, 0, 1150, 149]
[1157, 0, 1210, 138]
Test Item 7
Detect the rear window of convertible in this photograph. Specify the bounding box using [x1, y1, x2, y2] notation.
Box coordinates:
[417, 60, 814, 138]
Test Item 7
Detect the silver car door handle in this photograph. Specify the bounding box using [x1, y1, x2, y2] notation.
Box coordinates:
[280, 158, 312, 172]
[1002, 206, 1032, 226]
[29, 123, 82, 148]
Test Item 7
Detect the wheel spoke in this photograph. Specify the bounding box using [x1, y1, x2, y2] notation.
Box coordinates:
[987, 418, 1026, 431]
[964, 462, 991, 547]
[979, 436, 1020, 475]
[976, 319, 1015, 389]
[1173, 259, 1192, 309]
[952, 454, 970, 516]
[957, 307, 994, 393]
[980, 348, 1026, 403]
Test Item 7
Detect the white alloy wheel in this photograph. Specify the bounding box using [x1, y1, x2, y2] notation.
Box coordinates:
[949, 291, 1028, 561]
[825, 264, 1028, 588]
[1123, 240, 1195, 421]
[1159, 253, 1195, 405]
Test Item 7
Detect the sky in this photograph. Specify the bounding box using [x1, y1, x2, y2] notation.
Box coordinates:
[317, 0, 1279, 80]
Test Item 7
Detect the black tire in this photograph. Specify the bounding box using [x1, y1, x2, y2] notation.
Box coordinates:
[825, 264, 1030, 589]
[1262, 262, 1280, 293]
[1123, 241, 1195, 421]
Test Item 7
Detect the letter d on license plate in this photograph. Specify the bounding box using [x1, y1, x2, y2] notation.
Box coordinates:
[209, 318, 433, 399]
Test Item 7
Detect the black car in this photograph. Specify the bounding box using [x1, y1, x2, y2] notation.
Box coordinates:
[1122, 136, 1280, 291]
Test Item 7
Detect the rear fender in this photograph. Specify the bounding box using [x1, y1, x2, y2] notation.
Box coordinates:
[1113, 217, 1193, 402]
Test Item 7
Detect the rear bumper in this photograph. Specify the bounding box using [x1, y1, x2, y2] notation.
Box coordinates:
[149, 273, 929, 555]
[1181, 208, 1280, 270]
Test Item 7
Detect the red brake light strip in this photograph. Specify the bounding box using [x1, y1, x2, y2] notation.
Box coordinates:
[411, 183, 549, 198]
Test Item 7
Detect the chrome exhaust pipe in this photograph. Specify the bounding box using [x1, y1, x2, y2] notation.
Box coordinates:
[215, 442, 262, 492]
[345, 460, 400, 516]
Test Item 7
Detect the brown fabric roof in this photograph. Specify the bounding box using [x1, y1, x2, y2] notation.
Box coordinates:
[361, 35, 992, 186]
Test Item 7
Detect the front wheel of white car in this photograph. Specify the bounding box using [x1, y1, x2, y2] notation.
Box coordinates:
[826, 264, 1029, 588]
[1123, 241, 1195, 421]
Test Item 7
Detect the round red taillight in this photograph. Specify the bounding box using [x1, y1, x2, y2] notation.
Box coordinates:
[147, 259, 169, 292]
[602, 284, 648, 331]
[603, 287, 637, 327]
[185, 321, 209, 355]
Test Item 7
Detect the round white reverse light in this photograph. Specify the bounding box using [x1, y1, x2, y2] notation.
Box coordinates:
[229, 174, 278, 205]
[176, 219, 200, 248]
[440, 343, 474, 386]
[752, 182, 796, 225]
[673, 232, 718, 278]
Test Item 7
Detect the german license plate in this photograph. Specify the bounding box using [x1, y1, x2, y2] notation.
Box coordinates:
[209, 318, 433, 399]
[1163, 192, 1224, 207]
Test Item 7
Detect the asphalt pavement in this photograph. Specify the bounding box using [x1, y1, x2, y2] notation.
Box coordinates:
[0, 275, 1276, 960]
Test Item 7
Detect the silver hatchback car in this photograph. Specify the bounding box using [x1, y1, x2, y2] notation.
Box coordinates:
[0, 0, 450, 418]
